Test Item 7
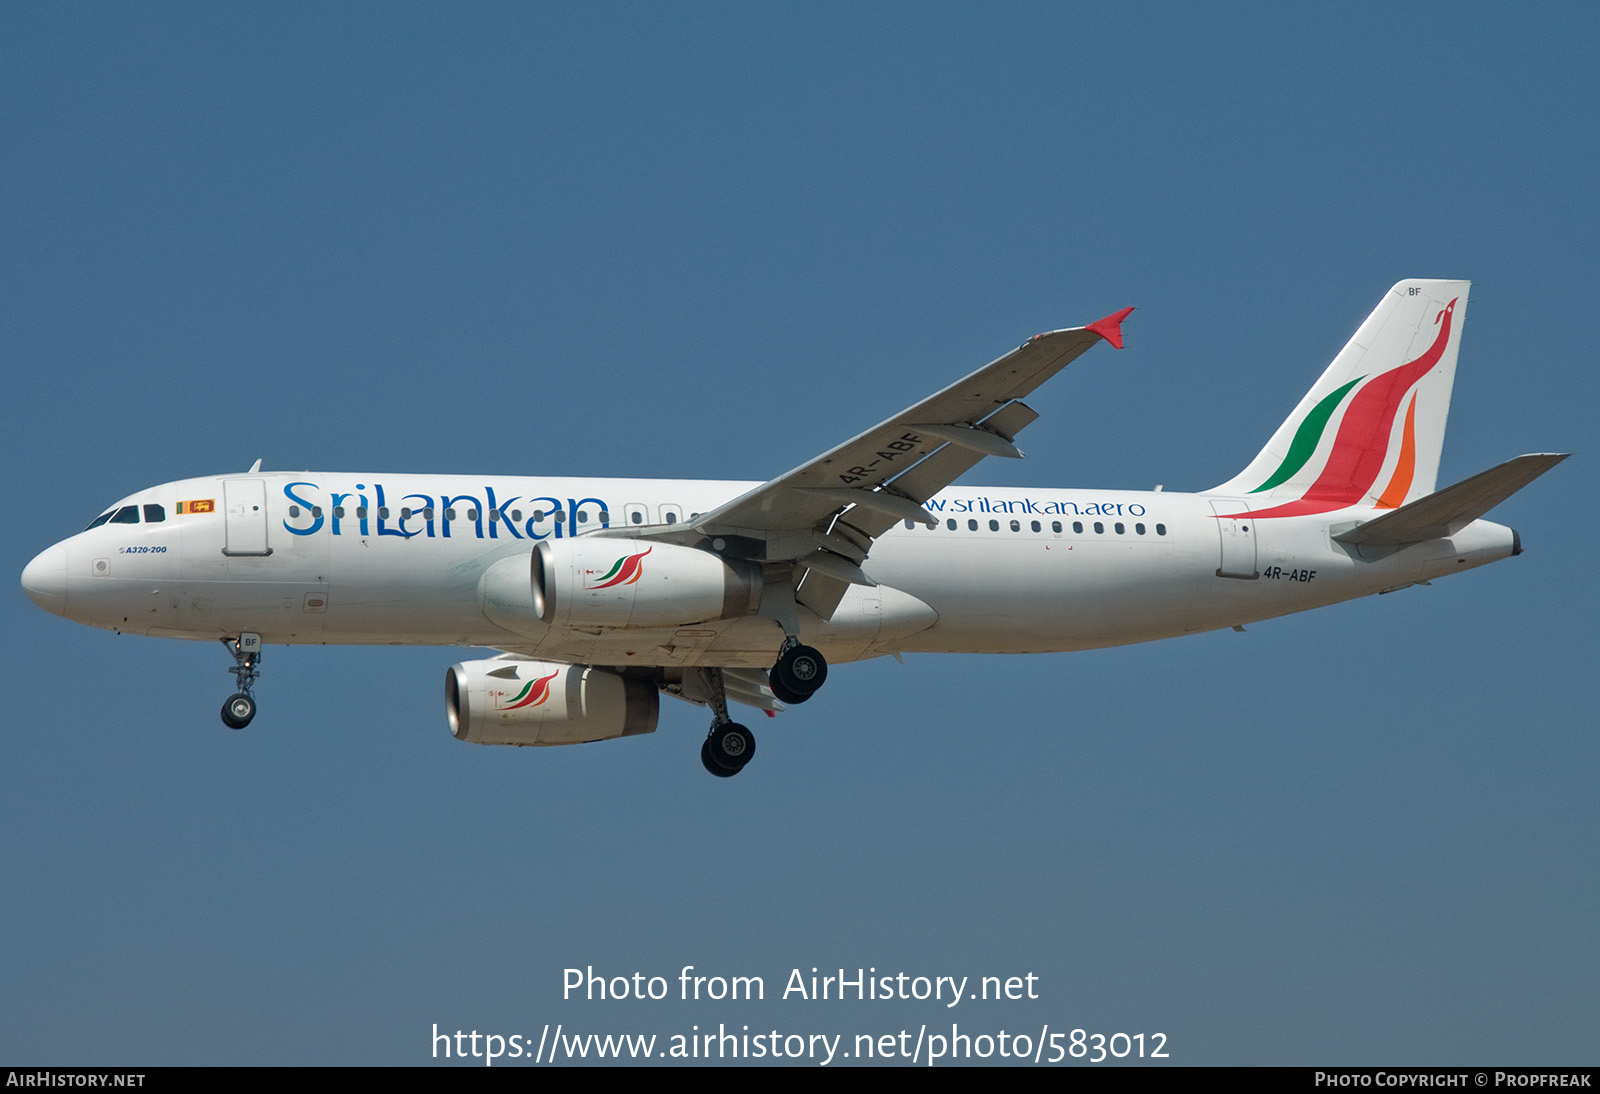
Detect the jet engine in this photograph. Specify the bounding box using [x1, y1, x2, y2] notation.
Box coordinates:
[446, 659, 658, 746]
[530, 538, 762, 629]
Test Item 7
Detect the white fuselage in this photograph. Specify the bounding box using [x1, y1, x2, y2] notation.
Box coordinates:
[24, 471, 1518, 670]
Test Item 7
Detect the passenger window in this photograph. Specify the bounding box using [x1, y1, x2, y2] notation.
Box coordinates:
[631, 512, 643, 524]
[577, 510, 587, 523]
[444, 508, 456, 521]
[664, 512, 678, 525]
[1114, 522, 1125, 534]
[467, 510, 480, 521]
[356, 506, 368, 519]
[1030, 520, 1041, 532]
[1093, 521, 1104, 534]
[334, 506, 346, 518]
[1073, 521, 1083, 533]
[1156, 523, 1167, 536]
[289, 505, 301, 518]
[143, 504, 166, 523]
[1052, 521, 1062, 533]
[511, 510, 522, 522]
[967, 519, 978, 531]
[1136, 523, 1146, 535]
[1010, 519, 1021, 532]
[988, 519, 999, 531]
[400, 508, 412, 520]
[903, 519, 915, 530]
[313, 506, 324, 518]
[599, 511, 610, 523]
[946, 519, 956, 531]
[422, 507, 433, 521]
[111, 506, 139, 524]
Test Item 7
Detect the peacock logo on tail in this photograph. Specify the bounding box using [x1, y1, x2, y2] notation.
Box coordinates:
[1226, 297, 1455, 519]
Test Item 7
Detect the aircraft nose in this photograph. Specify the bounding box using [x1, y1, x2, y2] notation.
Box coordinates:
[21, 545, 68, 616]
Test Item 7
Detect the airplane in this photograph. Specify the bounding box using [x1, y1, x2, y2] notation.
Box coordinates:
[21, 279, 1566, 777]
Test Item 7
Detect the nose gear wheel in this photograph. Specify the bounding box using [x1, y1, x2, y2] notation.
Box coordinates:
[219, 634, 262, 730]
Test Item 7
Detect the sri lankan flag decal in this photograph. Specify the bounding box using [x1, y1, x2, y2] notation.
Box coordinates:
[176, 499, 215, 514]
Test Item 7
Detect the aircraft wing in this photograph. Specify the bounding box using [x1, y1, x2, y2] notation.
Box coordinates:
[600, 308, 1131, 619]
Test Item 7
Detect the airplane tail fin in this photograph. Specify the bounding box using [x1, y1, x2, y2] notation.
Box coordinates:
[1207, 279, 1470, 518]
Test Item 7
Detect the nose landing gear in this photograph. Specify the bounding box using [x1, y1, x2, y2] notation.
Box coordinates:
[220, 633, 261, 730]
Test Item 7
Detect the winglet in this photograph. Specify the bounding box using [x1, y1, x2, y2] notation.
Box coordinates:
[1085, 307, 1134, 350]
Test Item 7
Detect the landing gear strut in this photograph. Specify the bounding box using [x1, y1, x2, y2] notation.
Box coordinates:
[698, 667, 755, 778]
[220, 632, 261, 730]
[769, 639, 827, 705]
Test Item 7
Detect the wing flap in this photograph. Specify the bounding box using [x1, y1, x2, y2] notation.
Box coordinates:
[675, 666, 784, 712]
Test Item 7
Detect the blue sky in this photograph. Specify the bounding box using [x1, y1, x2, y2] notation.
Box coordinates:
[3, 3, 1595, 1065]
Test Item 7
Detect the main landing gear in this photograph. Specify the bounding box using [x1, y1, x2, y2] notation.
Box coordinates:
[220, 632, 262, 730]
[694, 643, 830, 778]
[698, 667, 756, 778]
[768, 639, 827, 706]
[702, 722, 755, 778]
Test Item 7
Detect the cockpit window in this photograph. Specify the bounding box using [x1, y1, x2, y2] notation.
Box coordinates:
[86, 505, 141, 529]
[143, 504, 166, 523]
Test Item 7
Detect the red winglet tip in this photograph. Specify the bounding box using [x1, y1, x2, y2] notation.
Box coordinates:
[1086, 306, 1135, 350]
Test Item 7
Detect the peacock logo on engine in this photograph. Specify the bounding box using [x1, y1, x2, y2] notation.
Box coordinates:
[584, 547, 652, 590]
[493, 670, 560, 711]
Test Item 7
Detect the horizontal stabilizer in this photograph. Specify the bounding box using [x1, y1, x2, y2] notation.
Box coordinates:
[1333, 454, 1568, 547]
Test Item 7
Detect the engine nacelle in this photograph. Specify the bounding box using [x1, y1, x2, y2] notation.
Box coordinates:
[446, 659, 658, 746]
[531, 538, 762, 629]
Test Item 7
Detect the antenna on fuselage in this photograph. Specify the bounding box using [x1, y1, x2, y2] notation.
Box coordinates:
[247, 458, 262, 473]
